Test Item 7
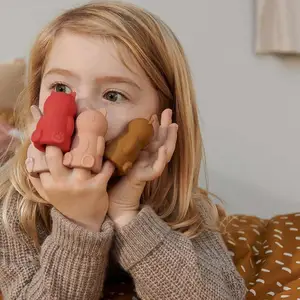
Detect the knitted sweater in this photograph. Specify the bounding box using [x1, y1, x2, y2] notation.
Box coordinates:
[0, 197, 246, 300]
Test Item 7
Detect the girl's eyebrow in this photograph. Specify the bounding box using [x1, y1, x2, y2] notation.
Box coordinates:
[95, 75, 141, 90]
[43, 68, 79, 80]
[43, 68, 141, 90]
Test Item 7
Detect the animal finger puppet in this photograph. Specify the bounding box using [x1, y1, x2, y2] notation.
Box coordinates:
[63, 108, 108, 173]
[31, 91, 77, 153]
[104, 116, 155, 175]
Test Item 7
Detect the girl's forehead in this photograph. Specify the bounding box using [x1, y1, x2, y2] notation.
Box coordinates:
[44, 31, 144, 81]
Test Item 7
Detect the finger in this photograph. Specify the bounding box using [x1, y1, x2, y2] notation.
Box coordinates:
[165, 124, 178, 162]
[146, 109, 172, 153]
[29, 175, 48, 201]
[26, 144, 49, 176]
[158, 109, 173, 142]
[90, 160, 115, 186]
[25, 157, 35, 176]
[155, 109, 172, 143]
[161, 108, 173, 127]
[45, 146, 70, 179]
[97, 136, 105, 157]
[151, 145, 168, 179]
[30, 105, 42, 121]
[143, 115, 159, 152]
[72, 168, 92, 181]
[149, 114, 160, 141]
[27, 106, 42, 139]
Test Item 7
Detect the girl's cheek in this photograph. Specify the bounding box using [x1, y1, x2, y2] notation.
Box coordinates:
[104, 121, 123, 142]
[105, 111, 129, 142]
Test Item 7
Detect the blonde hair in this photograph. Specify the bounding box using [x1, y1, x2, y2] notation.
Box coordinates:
[0, 0, 219, 244]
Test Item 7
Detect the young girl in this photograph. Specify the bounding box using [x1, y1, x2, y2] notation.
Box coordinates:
[0, 1, 246, 299]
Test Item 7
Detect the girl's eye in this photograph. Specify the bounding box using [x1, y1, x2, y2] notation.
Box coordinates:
[103, 91, 126, 103]
[53, 83, 72, 94]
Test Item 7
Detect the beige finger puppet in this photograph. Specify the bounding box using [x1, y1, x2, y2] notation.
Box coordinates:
[63, 108, 107, 173]
[25, 105, 49, 177]
[104, 116, 156, 175]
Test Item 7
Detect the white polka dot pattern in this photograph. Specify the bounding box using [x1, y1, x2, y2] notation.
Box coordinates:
[222, 213, 300, 299]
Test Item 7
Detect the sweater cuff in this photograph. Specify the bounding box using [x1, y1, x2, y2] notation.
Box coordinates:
[50, 208, 114, 256]
[114, 205, 171, 270]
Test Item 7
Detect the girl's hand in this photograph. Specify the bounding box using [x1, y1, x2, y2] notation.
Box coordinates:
[29, 145, 115, 232]
[108, 109, 178, 227]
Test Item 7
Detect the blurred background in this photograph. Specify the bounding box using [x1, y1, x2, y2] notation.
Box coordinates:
[0, 0, 299, 217]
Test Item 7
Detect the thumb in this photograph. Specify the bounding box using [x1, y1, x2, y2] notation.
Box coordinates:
[27, 105, 42, 138]
[92, 160, 115, 185]
[30, 105, 42, 122]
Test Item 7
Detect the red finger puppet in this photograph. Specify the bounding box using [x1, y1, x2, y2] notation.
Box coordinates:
[31, 91, 77, 152]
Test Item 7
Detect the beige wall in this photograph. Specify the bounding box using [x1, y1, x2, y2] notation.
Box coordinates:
[1, 0, 299, 217]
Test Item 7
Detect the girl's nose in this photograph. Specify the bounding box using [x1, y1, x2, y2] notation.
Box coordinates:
[75, 96, 106, 116]
[76, 98, 88, 116]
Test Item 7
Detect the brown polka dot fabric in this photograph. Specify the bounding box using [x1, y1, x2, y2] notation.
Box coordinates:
[222, 213, 300, 299]
[101, 282, 138, 300]
[100, 262, 139, 300]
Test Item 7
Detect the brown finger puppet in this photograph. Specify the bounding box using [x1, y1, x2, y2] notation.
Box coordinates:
[63, 108, 107, 173]
[104, 116, 156, 175]
[25, 143, 49, 177]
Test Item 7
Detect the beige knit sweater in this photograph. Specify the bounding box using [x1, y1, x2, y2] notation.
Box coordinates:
[0, 196, 246, 300]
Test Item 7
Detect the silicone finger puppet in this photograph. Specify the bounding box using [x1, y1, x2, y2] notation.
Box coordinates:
[31, 91, 77, 153]
[104, 116, 155, 175]
[63, 108, 108, 173]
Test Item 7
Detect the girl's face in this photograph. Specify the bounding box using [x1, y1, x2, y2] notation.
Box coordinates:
[39, 31, 159, 141]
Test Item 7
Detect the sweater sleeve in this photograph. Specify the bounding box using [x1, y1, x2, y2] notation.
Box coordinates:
[114, 206, 247, 300]
[0, 200, 113, 300]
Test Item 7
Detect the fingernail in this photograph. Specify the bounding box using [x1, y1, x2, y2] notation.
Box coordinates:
[25, 157, 34, 172]
[172, 124, 179, 130]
